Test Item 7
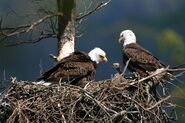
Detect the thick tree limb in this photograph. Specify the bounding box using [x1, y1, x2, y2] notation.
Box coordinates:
[56, 0, 76, 61]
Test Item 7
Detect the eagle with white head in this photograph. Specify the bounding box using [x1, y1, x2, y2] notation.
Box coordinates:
[118, 30, 165, 77]
[37, 47, 108, 86]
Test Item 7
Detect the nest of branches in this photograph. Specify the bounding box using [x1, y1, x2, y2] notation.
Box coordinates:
[1, 67, 183, 123]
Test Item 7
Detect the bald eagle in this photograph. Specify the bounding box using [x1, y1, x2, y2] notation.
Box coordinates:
[118, 30, 166, 77]
[37, 47, 108, 86]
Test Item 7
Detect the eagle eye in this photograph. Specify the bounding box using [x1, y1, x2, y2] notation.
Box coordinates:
[99, 55, 104, 58]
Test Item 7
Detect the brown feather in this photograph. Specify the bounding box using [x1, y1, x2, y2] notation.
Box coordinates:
[123, 43, 165, 76]
[37, 51, 97, 85]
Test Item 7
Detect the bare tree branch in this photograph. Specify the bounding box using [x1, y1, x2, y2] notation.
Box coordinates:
[147, 96, 171, 110]
[0, 0, 111, 50]
[0, 13, 63, 38]
[1, 65, 182, 122]
[7, 33, 56, 46]
[123, 58, 131, 75]
[129, 67, 185, 86]
[76, 0, 111, 21]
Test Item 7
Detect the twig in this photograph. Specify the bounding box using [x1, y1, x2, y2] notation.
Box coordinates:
[49, 54, 58, 61]
[147, 96, 171, 110]
[1, 13, 63, 38]
[7, 33, 57, 46]
[82, 89, 117, 115]
[130, 67, 185, 86]
[76, 0, 111, 21]
[129, 68, 168, 86]
[60, 83, 117, 115]
[175, 71, 185, 77]
[1, 67, 179, 122]
[10, 77, 17, 84]
[122, 95, 147, 111]
[167, 68, 185, 72]
[112, 110, 139, 122]
[123, 58, 131, 75]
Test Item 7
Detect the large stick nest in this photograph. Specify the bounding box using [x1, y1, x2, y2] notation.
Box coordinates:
[0, 70, 179, 123]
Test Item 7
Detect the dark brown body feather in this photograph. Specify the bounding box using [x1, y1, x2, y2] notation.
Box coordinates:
[37, 51, 97, 85]
[123, 43, 165, 76]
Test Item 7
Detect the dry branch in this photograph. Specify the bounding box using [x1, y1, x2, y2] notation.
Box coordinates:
[0, 0, 111, 62]
[123, 58, 131, 75]
[76, 0, 111, 21]
[147, 95, 171, 110]
[129, 67, 176, 86]
[7, 34, 57, 46]
[1, 67, 183, 122]
[1, 13, 63, 38]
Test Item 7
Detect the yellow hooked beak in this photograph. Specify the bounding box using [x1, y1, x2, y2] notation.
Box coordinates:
[118, 36, 125, 43]
[101, 56, 108, 62]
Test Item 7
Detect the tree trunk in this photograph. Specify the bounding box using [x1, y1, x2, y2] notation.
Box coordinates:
[56, 0, 76, 61]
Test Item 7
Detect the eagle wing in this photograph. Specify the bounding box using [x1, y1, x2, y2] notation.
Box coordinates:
[124, 43, 165, 72]
[46, 62, 95, 81]
[37, 52, 96, 83]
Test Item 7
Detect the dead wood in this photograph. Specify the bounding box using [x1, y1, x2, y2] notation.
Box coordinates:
[1, 67, 184, 123]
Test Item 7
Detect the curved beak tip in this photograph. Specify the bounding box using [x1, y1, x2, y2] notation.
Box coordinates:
[118, 37, 125, 43]
[103, 57, 108, 62]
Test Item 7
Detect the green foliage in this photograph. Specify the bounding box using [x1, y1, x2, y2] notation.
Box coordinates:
[157, 29, 185, 64]
[172, 84, 185, 122]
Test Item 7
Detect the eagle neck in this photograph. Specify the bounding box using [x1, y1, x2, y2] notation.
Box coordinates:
[93, 61, 98, 68]
[124, 42, 136, 48]
[88, 53, 99, 64]
[124, 36, 136, 46]
[124, 41, 136, 46]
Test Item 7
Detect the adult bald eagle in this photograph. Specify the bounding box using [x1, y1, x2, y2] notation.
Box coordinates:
[37, 47, 108, 86]
[118, 30, 166, 77]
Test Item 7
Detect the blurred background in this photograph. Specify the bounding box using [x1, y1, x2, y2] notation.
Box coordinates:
[0, 0, 185, 121]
